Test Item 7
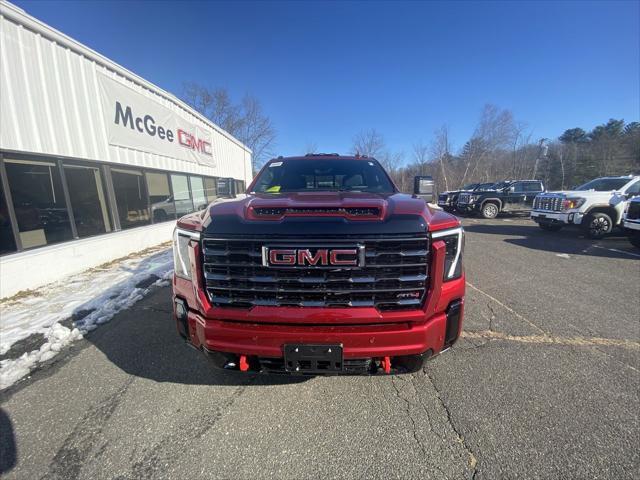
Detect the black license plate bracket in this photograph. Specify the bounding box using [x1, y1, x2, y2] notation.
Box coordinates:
[284, 344, 344, 373]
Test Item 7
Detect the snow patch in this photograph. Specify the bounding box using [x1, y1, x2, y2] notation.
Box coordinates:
[0, 247, 173, 390]
[555, 253, 571, 259]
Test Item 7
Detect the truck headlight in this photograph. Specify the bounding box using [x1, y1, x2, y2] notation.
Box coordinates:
[469, 195, 480, 204]
[173, 228, 200, 279]
[561, 197, 586, 211]
[432, 227, 464, 281]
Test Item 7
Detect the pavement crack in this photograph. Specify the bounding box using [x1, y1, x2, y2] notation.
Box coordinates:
[486, 302, 497, 332]
[390, 376, 447, 478]
[424, 370, 478, 479]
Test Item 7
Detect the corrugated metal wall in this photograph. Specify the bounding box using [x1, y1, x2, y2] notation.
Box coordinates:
[0, 2, 252, 183]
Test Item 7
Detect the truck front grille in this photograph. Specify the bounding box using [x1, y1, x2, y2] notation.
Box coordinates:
[202, 235, 429, 311]
[458, 193, 470, 204]
[533, 196, 562, 212]
[627, 202, 640, 220]
[438, 194, 450, 204]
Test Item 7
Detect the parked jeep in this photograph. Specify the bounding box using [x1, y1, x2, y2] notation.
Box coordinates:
[457, 180, 544, 218]
[531, 175, 640, 239]
[438, 183, 494, 212]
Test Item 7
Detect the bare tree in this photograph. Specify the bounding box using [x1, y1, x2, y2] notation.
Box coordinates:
[412, 142, 429, 175]
[182, 83, 276, 172]
[351, 129, 386, 158]
[304, 141, 318, 154]
[431, 125, 451, 192]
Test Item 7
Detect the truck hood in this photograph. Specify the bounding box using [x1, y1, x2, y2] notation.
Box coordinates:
[178, 191, 460, 236]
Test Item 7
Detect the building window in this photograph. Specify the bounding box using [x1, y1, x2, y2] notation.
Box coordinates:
[0, 179, 17, 255]
[189, 176, 208, 211]
[170, 174, 193, 217]
[111, 168, 150, 229]
[146, 171, 174, 223]
[204, 177, 217, 202]
[4, 159, 73, 248]
[63, 163, 112, 238]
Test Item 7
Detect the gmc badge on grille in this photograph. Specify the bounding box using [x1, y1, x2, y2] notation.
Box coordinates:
[262, 246, 365, 267]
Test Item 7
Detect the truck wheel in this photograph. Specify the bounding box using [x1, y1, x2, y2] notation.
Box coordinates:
[480, 202, 499, 219]
[538, 222, 563, 232]
[583, 212, 613, 239]
[154, 209, 168, 222]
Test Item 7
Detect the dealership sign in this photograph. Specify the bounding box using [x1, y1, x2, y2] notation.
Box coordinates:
[98, 74, 215, 166]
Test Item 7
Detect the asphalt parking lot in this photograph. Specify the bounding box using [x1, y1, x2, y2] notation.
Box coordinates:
[1, 217, 638, 479]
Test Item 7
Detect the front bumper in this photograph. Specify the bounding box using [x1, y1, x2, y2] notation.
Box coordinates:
[181, 301, 462, 374]
[531, 210, 583, 225]
[456, 203, 476, 213]
[624, 219, 640, 231]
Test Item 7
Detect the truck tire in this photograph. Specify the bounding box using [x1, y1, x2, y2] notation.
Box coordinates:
[583, 212, 613, 239]
[480, 202, 499, 219]
[154, 209, 168, 222]
[538, 222, 563, 232]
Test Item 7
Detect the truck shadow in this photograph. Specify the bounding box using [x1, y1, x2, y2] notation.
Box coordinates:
[463, 221, 639, 260]
[84, 285, 309, 387]
[0, 408, 17, 474]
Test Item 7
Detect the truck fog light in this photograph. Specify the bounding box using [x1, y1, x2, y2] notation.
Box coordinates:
[175, 299, 187, 321]
[174, 298, 189, 340]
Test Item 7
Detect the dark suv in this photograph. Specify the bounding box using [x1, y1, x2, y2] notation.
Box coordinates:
[457, 180, 545, 218]
[437, 183, 495, 212]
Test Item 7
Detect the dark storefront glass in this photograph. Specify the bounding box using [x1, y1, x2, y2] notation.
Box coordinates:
[170, 174, 194, 217]
[146, 171, 175, 222]
[0, 179, 17, 255]
[4, 159, 73, 249]
[64, 164, 112, 238]
[204, 177, 217, 202]
[111, 168, 150, 229]
[189, 176, 208, 211]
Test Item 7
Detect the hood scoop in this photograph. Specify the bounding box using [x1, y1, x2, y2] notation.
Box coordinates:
[250, 206, 383, 221]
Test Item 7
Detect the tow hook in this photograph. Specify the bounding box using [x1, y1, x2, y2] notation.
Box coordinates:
[380, 356, 391, 374]
[239, 355, 250, 372]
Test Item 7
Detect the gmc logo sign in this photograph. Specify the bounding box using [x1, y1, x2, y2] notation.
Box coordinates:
[262, 247, 363, 267]
[114, 101, 213, 157]
[178, 129, 212, 156]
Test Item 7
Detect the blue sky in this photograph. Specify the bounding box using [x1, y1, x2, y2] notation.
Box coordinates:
[14, 0, 640, 160]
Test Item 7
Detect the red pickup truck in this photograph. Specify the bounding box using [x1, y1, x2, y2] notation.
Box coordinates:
[172, 154, 465, 375]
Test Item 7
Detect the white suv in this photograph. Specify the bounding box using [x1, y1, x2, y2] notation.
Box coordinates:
[620, 196, 640, 249]
[530, 175, 640, 239]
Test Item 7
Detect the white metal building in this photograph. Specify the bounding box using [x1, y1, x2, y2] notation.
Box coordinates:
[0, 1, 252, 298]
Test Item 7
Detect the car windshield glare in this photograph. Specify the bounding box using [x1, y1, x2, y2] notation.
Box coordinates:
[251, 158, 395, 193]
[575, 178, 630, 191]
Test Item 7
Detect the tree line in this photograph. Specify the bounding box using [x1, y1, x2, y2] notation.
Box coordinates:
[350, 105, 639, 194]
[181, 83, 638, 193]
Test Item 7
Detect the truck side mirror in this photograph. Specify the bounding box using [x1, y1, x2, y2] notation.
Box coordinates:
[413, 176, 434, 203]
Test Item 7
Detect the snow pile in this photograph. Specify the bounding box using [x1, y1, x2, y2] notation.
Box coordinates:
[0, 246, 173, 389]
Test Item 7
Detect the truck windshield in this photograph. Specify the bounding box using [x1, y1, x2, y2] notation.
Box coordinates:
[475, 183, 496, 190]
[252, 159, 396, 193]
[575, 178, 630, 191]
[462, 183, 478, 190]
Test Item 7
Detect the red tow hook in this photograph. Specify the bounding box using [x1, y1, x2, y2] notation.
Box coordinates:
[380, 356, 391, 374]
[239, 355, 250, 372]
